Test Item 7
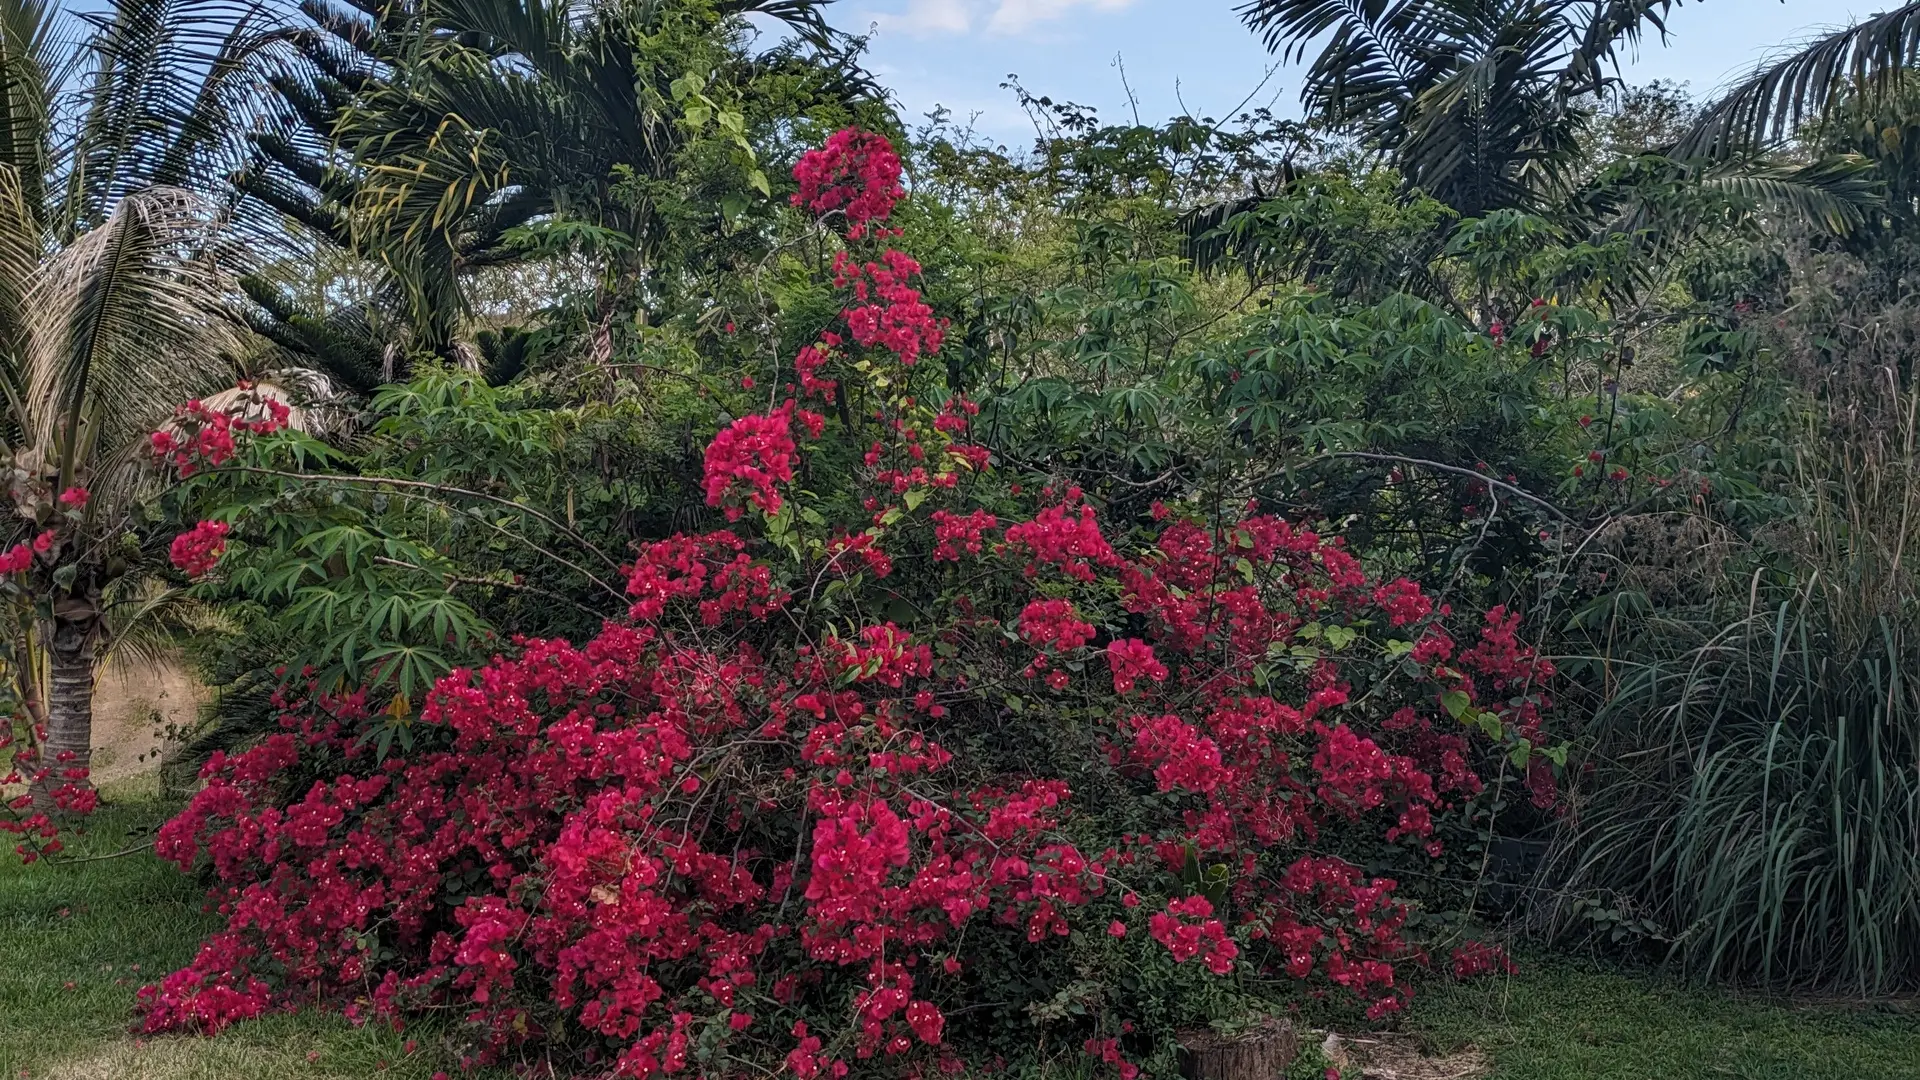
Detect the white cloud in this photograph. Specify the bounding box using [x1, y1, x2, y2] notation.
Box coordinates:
[985, 0, 1137, 36]
[872, 0, 977, 37]
[864, 0, 1136, 39]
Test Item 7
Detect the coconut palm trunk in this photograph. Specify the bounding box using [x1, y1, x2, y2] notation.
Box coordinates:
[37, 609, 99, 804]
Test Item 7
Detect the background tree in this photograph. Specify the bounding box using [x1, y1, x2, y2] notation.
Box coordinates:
[1234, 0, 1686, 218]
[0, 0, 273, 796]
[235, 0, 882, 374]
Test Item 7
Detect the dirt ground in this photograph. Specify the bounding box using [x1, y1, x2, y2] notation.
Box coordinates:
[1321, 1030, 1491, 1079]
[85, 656, 201, 790]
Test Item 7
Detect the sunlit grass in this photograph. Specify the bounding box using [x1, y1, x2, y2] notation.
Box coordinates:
[0, 789, 469, 1079]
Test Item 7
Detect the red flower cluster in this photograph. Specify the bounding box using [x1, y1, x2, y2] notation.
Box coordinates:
[1083, 1036, 1141, 1080]
[2, 742, 97, 863]
[826, 531, 894, 578]
[1147, 895, 1239, 975]
[791, 128, 904, 238]
[1105, 639, 1167, 694]
[834, 250, 945, 367]
[1004, 502, 1119, 582]
[140, 533, 1110, 1067]
[1019, 598, 1095, 652]
[781, 129, 974, 519]
[930, 510, 996, 561]
[625, 531, 787, 624]
[0, 542, 30, 574]
[148, 487, 1559, 1053]
[151, 393, 290, 477]
[169, 520, 230, 577]
[703, 405, 798, 520]
[1448, 940, 1518, 980]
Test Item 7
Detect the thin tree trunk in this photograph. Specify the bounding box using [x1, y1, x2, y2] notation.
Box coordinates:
[33, 614, 96, 809]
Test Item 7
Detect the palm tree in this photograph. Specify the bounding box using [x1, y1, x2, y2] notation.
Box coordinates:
[0, 0, 277, 799]
[1204, 0, 1882, 310]
[1679, 3, 1920, 159]
[235, 0, 878, 365]
[1235, 0, 1686, 218]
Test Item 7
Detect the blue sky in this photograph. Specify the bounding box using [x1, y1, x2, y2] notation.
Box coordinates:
[817, 0, 1879, 145]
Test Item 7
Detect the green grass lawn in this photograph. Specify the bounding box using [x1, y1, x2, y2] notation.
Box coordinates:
[7, 792, 1920, 1079]
[0, 786, 468, 1080]
[1411, 958, 1920, 1079]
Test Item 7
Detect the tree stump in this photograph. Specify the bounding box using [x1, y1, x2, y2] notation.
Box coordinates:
[1178, 1018, 1299, 1080]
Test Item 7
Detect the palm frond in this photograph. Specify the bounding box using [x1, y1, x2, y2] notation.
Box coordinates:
[0, 0, 67, 217]
[1697, 154, 1883, 235]
[1235, 0, 1685, 217]
[98, 576, 236, 677]
[0, 162, 33, 438]
[719, 0, 837, 50]
[65, 0, 292, 232]
[23, 184, 241, 487]
[1559, 0, 1684, 98]
[1680, 2, 1920, 158]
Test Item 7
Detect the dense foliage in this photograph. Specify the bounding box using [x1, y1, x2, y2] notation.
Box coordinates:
[10, 4, 1920, 1074]
[138, 135, 1553, 1075]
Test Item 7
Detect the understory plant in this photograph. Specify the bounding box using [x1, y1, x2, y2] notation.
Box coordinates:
[1557, 375, 1920, 992]
[142, 131, 1555, 1076]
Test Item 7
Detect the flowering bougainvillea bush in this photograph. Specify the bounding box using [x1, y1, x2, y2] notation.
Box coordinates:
[1, 388, 293, 862]
[143, 130, 1554, 1077]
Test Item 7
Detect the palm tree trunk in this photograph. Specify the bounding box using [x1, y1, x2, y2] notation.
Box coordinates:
[33, 614, 97, 808]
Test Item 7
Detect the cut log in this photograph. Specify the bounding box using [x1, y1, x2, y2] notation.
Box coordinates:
[1178, 1018, 1298, 1080]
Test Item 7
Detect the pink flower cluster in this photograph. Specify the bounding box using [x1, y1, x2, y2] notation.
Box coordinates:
[1147, 895, 1239, 974]
[151, 393, 290, 477]
[169, 520, 230, 577]
[791, 128, 904, 238]
[703, 405, 798, 519]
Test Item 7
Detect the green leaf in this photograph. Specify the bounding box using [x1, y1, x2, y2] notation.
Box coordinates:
[669, 72, 704, 101]
[1323, 624, 1357, 650]
[1441, 689, 1471, 720]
